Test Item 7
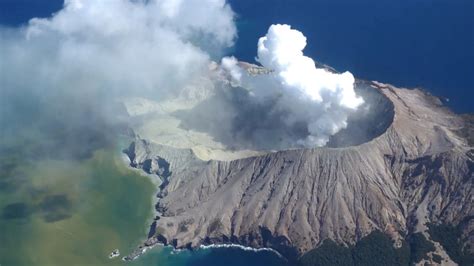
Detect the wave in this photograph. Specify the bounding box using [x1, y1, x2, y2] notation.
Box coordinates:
[199, 243, 283, 258]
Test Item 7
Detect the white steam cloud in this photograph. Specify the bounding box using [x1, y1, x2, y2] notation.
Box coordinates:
[221, 24, 364, 147]
[257, 24, 363, 110]
[1, 0, 235, 102]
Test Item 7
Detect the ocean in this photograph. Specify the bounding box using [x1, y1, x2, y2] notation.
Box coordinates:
[0, 1, 472, 265]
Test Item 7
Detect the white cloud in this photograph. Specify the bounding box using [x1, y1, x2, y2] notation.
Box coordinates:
[256, 24, 363, 109]
[220, 56, 243, 86]
[221, 24, 364, 147]
[2, 0, 236, 101]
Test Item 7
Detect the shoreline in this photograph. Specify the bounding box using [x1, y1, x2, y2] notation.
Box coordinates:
[122, 236, 285, 262]
[118, 143, 163, 261]
[119, 142, 286, 262]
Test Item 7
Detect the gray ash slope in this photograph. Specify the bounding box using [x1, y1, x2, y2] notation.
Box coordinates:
[124, 80, 473, 262]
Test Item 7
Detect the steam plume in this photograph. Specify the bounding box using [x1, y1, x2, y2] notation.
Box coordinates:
[221, 24, 364, 147]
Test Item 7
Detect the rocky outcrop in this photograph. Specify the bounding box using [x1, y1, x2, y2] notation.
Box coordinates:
[124, 81, 473, 262]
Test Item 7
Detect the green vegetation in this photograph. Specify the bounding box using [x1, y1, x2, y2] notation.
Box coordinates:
[353, 231, 407, 266]
[299, 231, 437, 266]
[299, 239, 353, 266]
[407, 233, 435, 263]
[428, 223, 474, 266]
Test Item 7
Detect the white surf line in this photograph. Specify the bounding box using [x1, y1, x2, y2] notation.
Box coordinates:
[199, 243, 284, 258]
[122, 241, 286, 261]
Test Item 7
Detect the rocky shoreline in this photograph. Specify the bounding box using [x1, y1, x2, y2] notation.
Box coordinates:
[123, 236, 163, 261]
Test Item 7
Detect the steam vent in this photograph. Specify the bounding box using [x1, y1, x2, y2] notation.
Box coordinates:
[122, 63, 473, 263]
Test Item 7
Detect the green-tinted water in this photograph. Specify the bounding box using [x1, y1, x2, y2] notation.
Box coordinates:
[0, 136, 287, 266]
[0, 148, 156, 265]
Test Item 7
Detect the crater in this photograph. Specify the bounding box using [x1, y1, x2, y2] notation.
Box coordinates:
[175, 80, 394, 151]
[124, 78, 394, 161]
[326, 80, 395, 148]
